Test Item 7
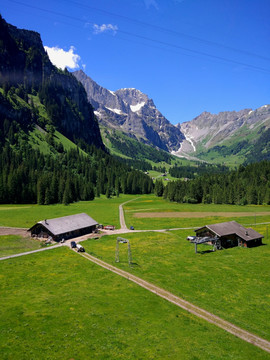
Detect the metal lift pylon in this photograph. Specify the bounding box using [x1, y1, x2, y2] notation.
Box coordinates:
[115, 237, 132, 266]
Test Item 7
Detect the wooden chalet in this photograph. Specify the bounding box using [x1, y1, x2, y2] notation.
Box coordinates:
[28, 213, 98, 241]
[195, 221, 263, 248]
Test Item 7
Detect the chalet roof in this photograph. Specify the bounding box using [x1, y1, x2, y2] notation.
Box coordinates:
[29, 213, 98, 236]
[196, 221, 263, 241]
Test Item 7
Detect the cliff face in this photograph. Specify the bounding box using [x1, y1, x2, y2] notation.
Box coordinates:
[73, 70, 185, 152]
[0, 16, 104, 149]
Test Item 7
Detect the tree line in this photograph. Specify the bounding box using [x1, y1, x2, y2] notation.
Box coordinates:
[0, 142, 153, 205]
[160, 160, 270, 205]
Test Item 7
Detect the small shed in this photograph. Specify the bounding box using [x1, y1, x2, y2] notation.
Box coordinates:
[28, 213, 98, 241]
[195, 221, 263, 248]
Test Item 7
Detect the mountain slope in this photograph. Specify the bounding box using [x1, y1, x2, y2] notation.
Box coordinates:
[73, 70, 184, 152]
[0, 15, 104, 150]
[175, 106, 270, 164]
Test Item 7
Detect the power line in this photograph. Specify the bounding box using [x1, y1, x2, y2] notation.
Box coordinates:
[7, 0, 270, 74]
[63, 0, 270, 63]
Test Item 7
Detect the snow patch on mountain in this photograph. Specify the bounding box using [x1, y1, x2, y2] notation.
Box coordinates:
[106, 107, 124, 115]
[185, 135, 196, 152]
[94, 110, 102, 117]
[130, 102, 145, 112]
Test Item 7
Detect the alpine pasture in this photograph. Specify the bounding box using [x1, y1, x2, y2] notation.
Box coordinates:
[1, 194, 270, 359]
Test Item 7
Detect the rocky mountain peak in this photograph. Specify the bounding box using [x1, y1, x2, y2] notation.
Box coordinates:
[73, 70, 185, 152]
[115, 88, 148, 106]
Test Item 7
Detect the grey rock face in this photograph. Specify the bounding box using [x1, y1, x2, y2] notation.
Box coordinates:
[175, 106, 270, 156]
[73, 70, 184, 152]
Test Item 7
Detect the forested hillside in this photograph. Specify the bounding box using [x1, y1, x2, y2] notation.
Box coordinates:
[161, 161, 270, 205]
[0, 15, 153, 204]
[0, 15, 103, 149]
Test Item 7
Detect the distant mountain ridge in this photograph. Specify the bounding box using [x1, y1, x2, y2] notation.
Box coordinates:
[175, 105, 270, 163]
[73, 70, 184, 152]
[73, 70, 270, 164]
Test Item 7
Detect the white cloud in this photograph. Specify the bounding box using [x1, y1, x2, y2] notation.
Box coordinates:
[44, 46, 81, 70]
[93, 24, 118, 35]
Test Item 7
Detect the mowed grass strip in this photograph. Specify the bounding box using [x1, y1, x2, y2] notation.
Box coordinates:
[84, 229, 270, 343]
[134, 211, 270, 218]
[0, 247, 268, 360]
[123, 195, 270, 229]
[0, 235, 44, 257]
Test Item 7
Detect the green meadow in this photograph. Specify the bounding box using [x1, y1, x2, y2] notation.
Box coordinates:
[0, 195, 135, 229]
[0, 247, 268, 360]
[83, 229, 270, 343]
[0, 235, 45, 257]
[1, 194, 270, 358]
[123, 194, 270, 230]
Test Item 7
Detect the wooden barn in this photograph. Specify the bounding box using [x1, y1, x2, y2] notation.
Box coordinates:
[195, 221, 263, 248]
[28, 213, 98, 241]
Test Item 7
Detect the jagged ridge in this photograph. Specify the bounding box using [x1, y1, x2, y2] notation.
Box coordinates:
[73, 70, 184, 152]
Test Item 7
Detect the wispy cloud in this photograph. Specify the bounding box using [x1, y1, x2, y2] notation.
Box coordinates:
[44, 46, 81, 70]
[144, 0, 159, 10]
[93, 24, 118, 35]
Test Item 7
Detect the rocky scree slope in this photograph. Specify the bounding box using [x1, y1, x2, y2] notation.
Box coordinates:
[175, 106, 270, 160]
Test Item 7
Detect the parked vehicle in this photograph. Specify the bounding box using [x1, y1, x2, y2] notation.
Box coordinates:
[186, 236, 196, 241]
[104, 225, 115, 230]
[76, 244, 85, 252]
[70, 241, 77, 248]
[130, 226, 134, 230]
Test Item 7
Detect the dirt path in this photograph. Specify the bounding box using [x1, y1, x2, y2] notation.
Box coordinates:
[77, 250, 270, 354]
[119, 197, 140, 230]
[0, 244, 62, 261]
[0, 227, 29, 237]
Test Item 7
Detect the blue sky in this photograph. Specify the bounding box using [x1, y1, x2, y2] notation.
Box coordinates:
[2, 0, 270, 124]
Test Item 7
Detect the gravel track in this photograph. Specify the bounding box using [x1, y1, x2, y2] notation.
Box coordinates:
[78, 250, 270, 354]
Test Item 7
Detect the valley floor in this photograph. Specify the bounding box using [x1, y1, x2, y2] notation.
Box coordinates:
[1, 195, 270, 359]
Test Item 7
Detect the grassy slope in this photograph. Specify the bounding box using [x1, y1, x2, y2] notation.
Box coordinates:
[0, 247, 268, 360]
[2, 92, 86, 156]
[195, 121, 270, 166]
[100, 125, 197, 170]
[28, 127, 86, 155]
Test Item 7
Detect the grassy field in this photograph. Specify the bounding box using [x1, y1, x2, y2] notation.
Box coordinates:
[0, 195, 135, 229]
[1, 247, 269, 360]
[123, 195, 270, 230]
[1, 195, 270, 358]
[84, 229, 270, 343]
[0, 235, 45, 257]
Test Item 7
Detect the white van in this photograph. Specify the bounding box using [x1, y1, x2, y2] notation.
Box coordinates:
[76, 244, 85, 252]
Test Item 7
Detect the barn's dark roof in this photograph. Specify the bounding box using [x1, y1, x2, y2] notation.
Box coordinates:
[29, 213, 98, 236]
[196, 221, 263, 241]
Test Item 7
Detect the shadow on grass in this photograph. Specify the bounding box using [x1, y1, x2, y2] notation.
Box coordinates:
[130, 262, 140, 267]
[197, 249, 216, 255]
